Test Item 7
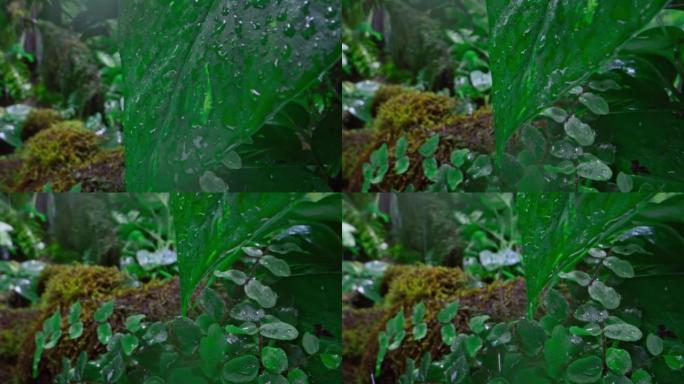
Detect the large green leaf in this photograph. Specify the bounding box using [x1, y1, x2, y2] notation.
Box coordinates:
[596, 110, 684, 190]
[487, 0, 668, 161]
[170, 193, 304, 313]
[120, 1, 341, 191]
[517, 193, 652, 315]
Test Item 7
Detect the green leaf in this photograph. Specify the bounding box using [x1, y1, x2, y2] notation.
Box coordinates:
[120, 0, 340, 191]
[487, 0, 668, 160]
[32, 331, 45, 378]
[170, 193, 303, 313]
[606, 347, 632, 375]
[94, 300, 114, 323]
[43, 310, 62, 349]
[419, 135, 439, 157]
[450, 149, 469, 167]
[579, 93, 609, 115]
[302, 332, 320, 355]
[143, 322, 168, 345]
[245, 279, 278, 308]
[121, 334, 139, 356]
[225, 322, 258, 336]
[97, 323, 112, 345]
[125, 314, 146, 333]
[564, 116, 595, 147]
[466, 155, 493, 179]
[559, 270, 591, 286]
[604, 323, 643, 342]
[320, 350, 341, 370]
[487, 323, 512, 346]
[394, 156, 410, 175]
[631, 369, 652, 384]
[412, 323, 427, 340]
[422, 158, 438, 181]
[68, 322, 83, 340]
[544, 325, 571, 377]
[68, 301, 81, 324]
[468, 315, 490, 334]
[646, 333, 663, 356]
[577, 159, 612, 181]
[287, 368, 309, 384]
[259, 373, 288, 384]
[516, 319, 545, 356]
[412, 302, 426, 324]
[214, 269, 248, 285]
[201, 287, 226, 322]
[169, 316, 202, 353]
[259, 255, 291, 277]
[464, 334, 483, 357]
[260, 321, 299, 341]
[223, 151, 243, 170]
[395, 135, 409, 158]
[223, 355, 259, 383]
[664, 353, 684, 370]
[440, 323, 456, 346]
[602, 257, 635, 279]
[446, 167, 464, 191]
[437, 301, 459, 323]
[517, 193, 651, 314]
[565, 355, 602, 383]
[262, 346, 288, 374]
[616, 172, 633, 193]
[588, 280, 620, 310]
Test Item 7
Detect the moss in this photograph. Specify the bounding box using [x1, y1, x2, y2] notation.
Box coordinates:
[16, 265, 180, 383]
[382, 265, 469, 308]
[0, 156, 22, 191]
[72, 147, 125, 192]
[371, 85, 417, 116]
[342, 129, 376, 180]
[373, 91, 457, 137]
[39, 264, 126, 309]
[346, 107, 494, 191]
[343, 307, 388, 384]
[14, 121, 100, 191]
[0, 308, 43, 359]
[20, 109, 63, 142]
[355, 265, 527, 383]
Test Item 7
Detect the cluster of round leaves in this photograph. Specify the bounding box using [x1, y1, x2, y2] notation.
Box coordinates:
[39, 242, 341, 384]
[361, 133, 492, 192]
[374, 244, 684, 383]
[533, 80, 636, 192]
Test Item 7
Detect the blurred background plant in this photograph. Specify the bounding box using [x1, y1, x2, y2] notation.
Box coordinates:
[0, 0, 124, 191]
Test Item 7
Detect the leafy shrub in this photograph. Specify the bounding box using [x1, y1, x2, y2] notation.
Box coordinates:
[34, 235, 341, 383]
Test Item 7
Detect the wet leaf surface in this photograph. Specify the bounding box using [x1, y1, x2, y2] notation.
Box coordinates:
[487, 0, 668, 160]
[121, 0, 340, 191]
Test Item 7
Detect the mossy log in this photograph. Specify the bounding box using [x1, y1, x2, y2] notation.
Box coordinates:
[342, 265, 527, 384]
[13, 264, 180, 383]
[344, 86, 494, 191]
[20, 109, 63, 142]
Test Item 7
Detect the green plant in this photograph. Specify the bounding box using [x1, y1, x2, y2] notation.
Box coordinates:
[517, 193, 653, 315]
[374, 242, 684, 383]
[342, 260, 389, 303]
[120, 1, 341, 191]
[488, 0, 668, 161]
[34, 202, 342, 383]
[0, 260, 45, 302]
[456, 194, 521, 281]
[113, 194, 176, 281]
[361, 134, 493, 192]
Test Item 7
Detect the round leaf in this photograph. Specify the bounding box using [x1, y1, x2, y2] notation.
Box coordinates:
[262, 346, 288, 373]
